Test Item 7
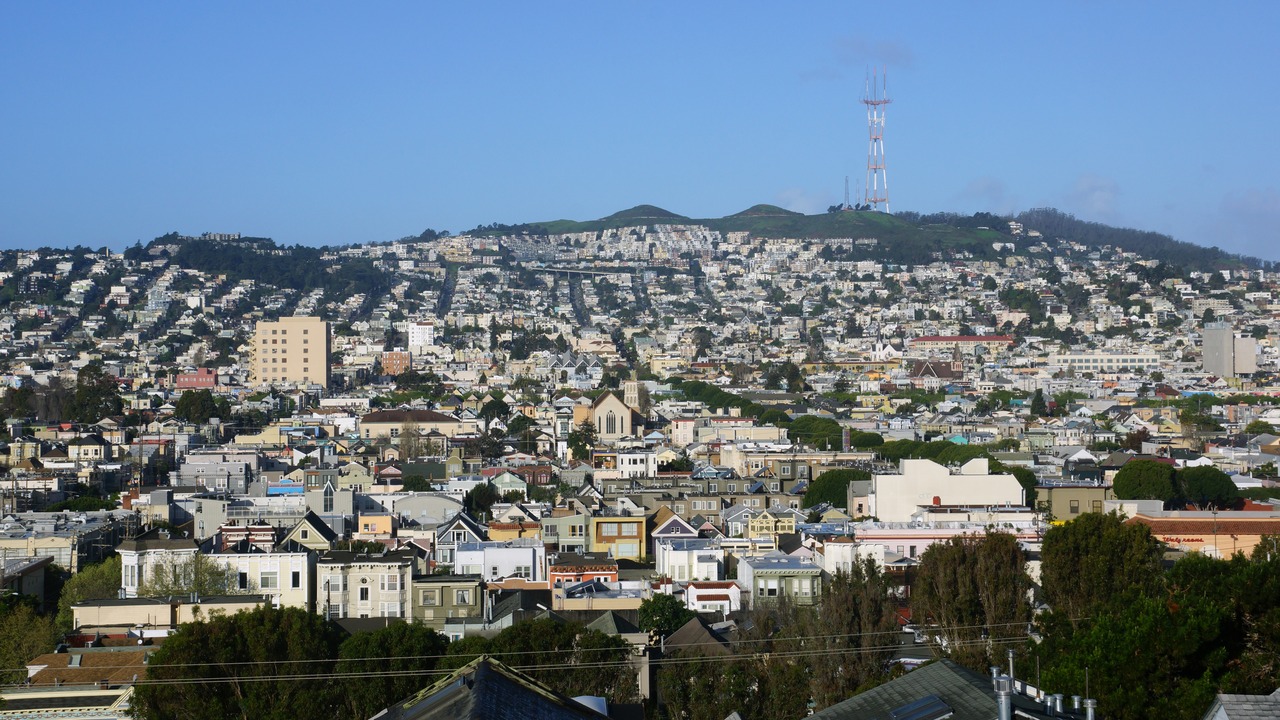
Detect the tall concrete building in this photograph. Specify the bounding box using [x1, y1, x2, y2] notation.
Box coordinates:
[1203, 322, 1257, 378]
[251, 316, 331, 388]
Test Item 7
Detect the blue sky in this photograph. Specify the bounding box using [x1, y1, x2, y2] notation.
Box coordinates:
[2, 2, 1278, 259]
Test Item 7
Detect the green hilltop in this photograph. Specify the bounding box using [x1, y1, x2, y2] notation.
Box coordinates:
[506, 205, 1266, 270]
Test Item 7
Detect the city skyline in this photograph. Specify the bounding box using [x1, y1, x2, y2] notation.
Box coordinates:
[2, 2, 1278, 259]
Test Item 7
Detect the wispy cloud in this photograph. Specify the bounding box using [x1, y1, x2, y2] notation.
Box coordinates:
[1064, 174, 1122, 222]
[800, 34, 916, 83]
[776, 187, 836, 215]
[955, 176, 1018, 215]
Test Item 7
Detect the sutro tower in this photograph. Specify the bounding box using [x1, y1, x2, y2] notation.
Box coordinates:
[862, 66, 891, 212]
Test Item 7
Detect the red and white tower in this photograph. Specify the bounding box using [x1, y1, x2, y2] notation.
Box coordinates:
[862, 67, 891, 212]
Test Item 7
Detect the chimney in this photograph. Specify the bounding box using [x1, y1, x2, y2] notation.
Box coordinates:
[1072, 696, 1081, 711]
[1054, 694, 1064, 714]
[994, 676, 1013, 720]
[1083, 698, 1097, 720]
[1007, 648, 1016, 684]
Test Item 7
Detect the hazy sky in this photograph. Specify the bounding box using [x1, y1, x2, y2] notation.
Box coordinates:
[3, 2, 1278, 259]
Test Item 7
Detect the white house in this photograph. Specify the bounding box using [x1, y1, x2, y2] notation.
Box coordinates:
[870, 458, 1025, 524]
[455, 539, 548, 584]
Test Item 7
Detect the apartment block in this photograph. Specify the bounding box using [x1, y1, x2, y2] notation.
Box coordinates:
[251, 316, 331, 388]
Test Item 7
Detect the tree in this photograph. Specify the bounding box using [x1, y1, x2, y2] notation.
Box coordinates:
[56, 555, 122, 629]
[445, 619, 638, 704]
[910, 533, 1031, 672]
[803, 468, 871, 510]
[1112, 459, 1178, 504]
[805, 560, 900, 708]
[1177, 465, 1239, 509]
[398, 418, 422, 459]
[335, 622, 449, 719]
[0, 601, 61, 683]
[66, 362, 123, 422]
[1245, 419, 1276, 435]
[400, 474, 431, 492]
[139, 553, 245, 597]
[567, 419, 597, 461]
[638, 593, 696, 637]
[173, 389, 218, 424]
[462, 483, 501, 520]
[479, 396, 510, 424]
[1040, 512, 1164, 624]
[1029, 388, 1048, 417]
[133, 606, 344, 720]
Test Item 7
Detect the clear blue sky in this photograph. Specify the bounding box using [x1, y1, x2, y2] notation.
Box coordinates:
[3, 2, 1278, 259]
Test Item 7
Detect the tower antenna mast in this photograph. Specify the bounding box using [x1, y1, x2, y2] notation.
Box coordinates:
[862, 66, 891, 212]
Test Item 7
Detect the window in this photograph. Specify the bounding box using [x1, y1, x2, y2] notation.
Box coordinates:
[260, 572, 279, 590]
[728, 484, 737, 493]
[422, 590, 437, 606]
[515, 565, 532, 579]
[1069, 500, 1080, 514]
[1092, 500, 1103, 512]
[358, 587, 370, 603]
[601, 523, 619, 537]
[291, 571, 301, 589]
[381, 574, 400, 592]
[238, 572, 249, 590]
[455, 589, 472, 605]
[379, 602, 401, 618]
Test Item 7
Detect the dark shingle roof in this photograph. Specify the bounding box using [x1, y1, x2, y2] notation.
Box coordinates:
[379, 656, 608, 719]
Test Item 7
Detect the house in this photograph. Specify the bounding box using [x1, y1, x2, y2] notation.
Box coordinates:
[411, 574, 484, 634]
[549, 552, 618, 587]
[372, 655, 632, 719]
[280, 511, 339, 552]
[358, 408, 475, 441]
[655, 538, 725, 583]
[737, 552, 822, 609]
[809, 658, 1081, 720]
[588, 512, 647, 561]
[117, 528, 200, 598]
[455, 539, 548, 585]
[317, 548, 414, 620]
[683, 580, 743, 615]
[433, 513, 486, 568]
[870, 458, 1025, 523]
[1201, 688, 1280, 720]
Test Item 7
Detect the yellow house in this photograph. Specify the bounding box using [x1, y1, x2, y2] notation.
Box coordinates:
[748, 510, 796, 543]
[488, 522, 541, 543]
[589, 514, 647, 561]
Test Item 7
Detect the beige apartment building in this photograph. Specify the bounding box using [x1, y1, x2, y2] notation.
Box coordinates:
[251, 316, 331, 388]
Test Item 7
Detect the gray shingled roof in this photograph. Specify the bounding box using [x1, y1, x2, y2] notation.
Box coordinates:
[1205, 689, 1280, 720]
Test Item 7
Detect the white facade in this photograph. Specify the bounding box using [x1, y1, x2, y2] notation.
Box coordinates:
[209, 548, 314, 611]
[455, 540, 547, 583]
[318, 551, 414, 620]
[655, 539, 724, 582]
[407, 320, 436, 353]
[870, 458, 1025, 524]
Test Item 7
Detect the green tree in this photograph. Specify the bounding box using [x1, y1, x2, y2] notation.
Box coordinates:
[133, 606, 344, 720]
[1177, 465, 1239, 509]
[479, 396, 510, 424]
[335, 622, 449, 718]
[1029, 388, 1048, 417]
[1112, 459, 1178, 504]
[56, 555, 122, 629]
[803, 468, 871, 510]
[400, 474, 431, 492]
[462, 483, 501, 520]
[910, 532, 1031, 672]
[788, 415, 842, 450]
[0, 601, 61, 683]
[1244, 419, 1275, 434]
[638, 593, 696, 636]
[1040, 512, 1164, 624]
[805, 560, 900, 708]
[173, 389, 218, 424]
[567, 419, 597, 461]
[66, 362, 123, 422]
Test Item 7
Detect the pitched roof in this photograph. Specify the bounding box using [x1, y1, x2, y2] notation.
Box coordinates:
[1205, 689, 1280, 720]
[361, 409, 459, 424]
[810, 659, 1058, 720]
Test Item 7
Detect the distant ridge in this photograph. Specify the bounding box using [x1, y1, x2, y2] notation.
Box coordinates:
[730, 204, 802, 218]
[601, 205, 689, 222]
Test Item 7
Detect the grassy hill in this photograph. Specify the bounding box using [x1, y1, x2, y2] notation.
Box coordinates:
[481, 204, 1269, 271]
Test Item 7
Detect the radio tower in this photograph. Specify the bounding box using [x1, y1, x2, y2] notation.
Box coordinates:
[862, 66, 891, 212]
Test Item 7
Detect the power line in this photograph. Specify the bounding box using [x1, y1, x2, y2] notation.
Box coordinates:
[0, 619, 1054, 681]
